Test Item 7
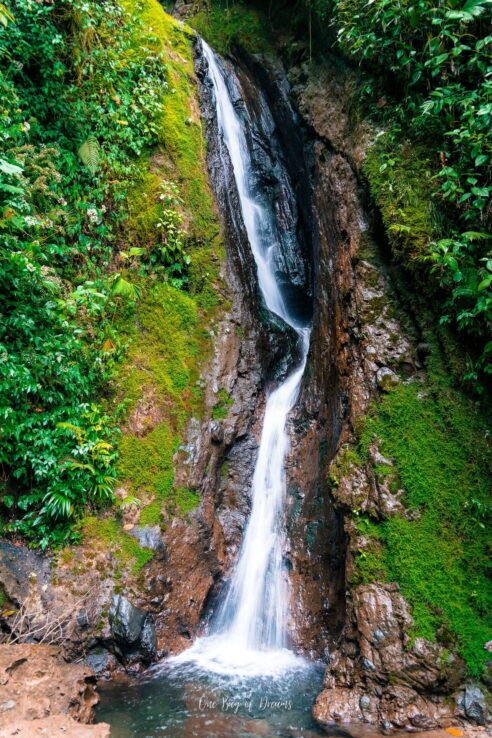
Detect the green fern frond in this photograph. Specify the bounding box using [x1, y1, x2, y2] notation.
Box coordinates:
[78, 136, 100, 174]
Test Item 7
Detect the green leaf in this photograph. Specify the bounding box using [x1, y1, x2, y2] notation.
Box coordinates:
[0, 3, 14, 26]
[478, 277, 492, 291]
[463, 0, 487, 15]
[0, 183, 24, 194]
[462, 231, 491, 241]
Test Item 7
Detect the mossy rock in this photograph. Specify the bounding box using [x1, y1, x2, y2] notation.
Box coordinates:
[363, 136, 438, 264]
[354, 340, 492, 677]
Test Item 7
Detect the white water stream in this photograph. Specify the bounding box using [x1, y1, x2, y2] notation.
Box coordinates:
[171, 41, 310, 676]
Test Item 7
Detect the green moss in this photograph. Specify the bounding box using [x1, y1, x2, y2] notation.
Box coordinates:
[329, 444, 363, 487]
[188, 1, 272, 56]
[121, 0, 225, 310]
[114, 280, 211, 525]
[117, 281, 206, 415]
[355, 542, 387, 585]
[0, 588, 6, 609]
[174, 487, 200, 516]
[352, 515, 386, 584]
[363, 136, 438, 264]
[355, 344, 491, 676]
[211, 388, 233, 420]
[220, 459, 230, 480]
[83, 517, 154, 574]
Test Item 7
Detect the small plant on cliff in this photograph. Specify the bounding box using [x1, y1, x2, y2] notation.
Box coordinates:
[152, 180, 191, 286]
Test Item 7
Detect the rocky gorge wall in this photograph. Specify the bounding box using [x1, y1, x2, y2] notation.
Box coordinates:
[186, 39, 491, 730]
[281, 57, 491, 731]
[193, 33, 491, 730]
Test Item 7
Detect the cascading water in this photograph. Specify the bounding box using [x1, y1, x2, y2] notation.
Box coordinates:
[171, 41, 311, 676]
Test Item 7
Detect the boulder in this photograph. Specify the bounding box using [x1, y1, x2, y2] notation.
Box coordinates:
[376, 366, 400, 392]
[463, 685, 487, 725]
[109, 594, 157, 665]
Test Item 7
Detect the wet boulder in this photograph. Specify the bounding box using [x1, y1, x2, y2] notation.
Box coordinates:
[109, 595, 157, 665]
[463, 684, 487, 725]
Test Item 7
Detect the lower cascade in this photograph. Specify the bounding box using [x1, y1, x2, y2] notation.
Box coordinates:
[171, 41, 311, 675]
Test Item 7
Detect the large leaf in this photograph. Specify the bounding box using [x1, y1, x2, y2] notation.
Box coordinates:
[0, 3, 14, 27]
[0, 158, 23, 176]
[78, 136, 100, 174]
[111, 274, 139, 301]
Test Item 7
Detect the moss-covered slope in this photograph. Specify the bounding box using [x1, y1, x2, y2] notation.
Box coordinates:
[79, 0, 224, 569]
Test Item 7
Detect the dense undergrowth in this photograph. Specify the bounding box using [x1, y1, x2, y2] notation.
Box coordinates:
[0, 0, 222, 549]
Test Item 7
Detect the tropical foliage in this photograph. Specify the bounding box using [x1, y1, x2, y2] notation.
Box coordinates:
[300, 0, 492, 380]
[0, 0, 190, 546]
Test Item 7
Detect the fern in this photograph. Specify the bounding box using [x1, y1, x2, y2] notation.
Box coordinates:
[78, 136, 100, 174]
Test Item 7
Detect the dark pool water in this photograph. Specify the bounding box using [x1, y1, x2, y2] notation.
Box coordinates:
[96, 659, 329, 738]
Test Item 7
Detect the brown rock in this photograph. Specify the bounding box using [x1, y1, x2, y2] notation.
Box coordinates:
[2, 715, 110, 738]
[0, 644, 107, 736]
[314, 583, 467, 730]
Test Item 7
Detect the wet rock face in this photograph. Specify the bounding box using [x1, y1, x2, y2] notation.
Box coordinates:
[0, 644, 109, 736]
[313, 584, 466, 730]
[195, 42, 313, 327]
[242, 59, 363, 656]
[140, 38, 316, 656]
[204, 45, 348, 660]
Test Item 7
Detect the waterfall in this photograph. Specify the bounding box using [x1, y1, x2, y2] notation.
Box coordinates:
[171, 41, 311, 676]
